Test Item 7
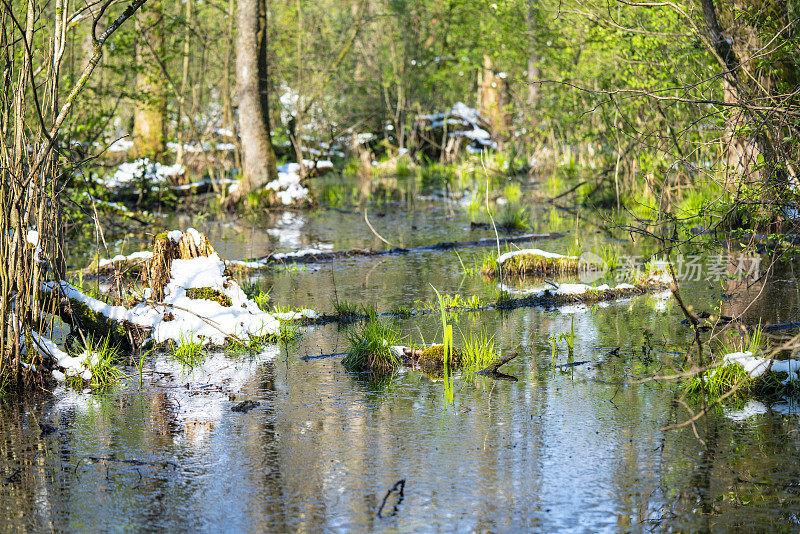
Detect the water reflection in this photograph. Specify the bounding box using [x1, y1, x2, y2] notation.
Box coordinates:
[12, 174, 800, 530]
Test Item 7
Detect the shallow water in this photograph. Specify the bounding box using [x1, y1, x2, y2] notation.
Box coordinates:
[5, 174, 800, 532]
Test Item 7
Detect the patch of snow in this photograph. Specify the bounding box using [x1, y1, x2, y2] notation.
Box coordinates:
[46, 236, 283, 347]
[149, 253, 280, 345]
[107, 138, 133, 152]
[26, 229, 44, 263]
[496, 248, 573, 265]
[106, 159, 184, 188]
[723, 351, 800, 383]
[98, 251, 153, 268]
[265, 162, 312, 205]
[271, 248, 327, 260]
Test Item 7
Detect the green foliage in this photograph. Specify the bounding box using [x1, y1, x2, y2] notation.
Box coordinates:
[503, 183, 522, 203]
[432, 284, 455, 402]
[461, 329, 497, 374]
[242, 281, 271, 311]
[415, 292, 483, 313]
[342, 316, 401, 374]
[332, 298, 362, 320]
[173, 334, 205, 367]
[598, 244, 620, 270]
[395, 158, 412, 177]
[69, 335, 124, 389]
[498, 203, 530, 231]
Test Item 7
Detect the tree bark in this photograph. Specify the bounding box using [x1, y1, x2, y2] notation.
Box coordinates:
[526, 0, 540, 111]
[477, 54, 509, 141]
[132, 0, 166, 160]
[230, 0, 278, 205]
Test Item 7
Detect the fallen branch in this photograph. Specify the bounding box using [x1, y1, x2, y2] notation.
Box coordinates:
[236, 232, 565, 269]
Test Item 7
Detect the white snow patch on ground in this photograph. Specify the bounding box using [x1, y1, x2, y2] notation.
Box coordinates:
[106, 138, 134, 152]
[106, 159, 184, 188]
[271, 248, 327, 260]
[496, 248, 573, 265]
[30, 330, 92, 382]
[722, 351, 800, 383]
[421, 102, 498, 150]
[149, 253, 280, 345]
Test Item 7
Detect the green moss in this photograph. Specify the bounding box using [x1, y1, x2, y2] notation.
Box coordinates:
[416, 344, 463, 375]
[67, 298, 129, 345]
[185, 287, 232, 307]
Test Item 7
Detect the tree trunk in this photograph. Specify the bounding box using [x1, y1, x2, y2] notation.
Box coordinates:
[132, 0, 166, 160]
[526, 0, 540, 111]
[229, 0, 278, 205]
[477, 54, 509, 142]
[175, 0, 192, 166]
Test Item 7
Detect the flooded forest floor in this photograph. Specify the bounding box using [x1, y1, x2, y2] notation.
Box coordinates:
[4, 170, 800, 532]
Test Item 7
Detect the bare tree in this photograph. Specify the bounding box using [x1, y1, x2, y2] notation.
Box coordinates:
[0, 0, 146, 390]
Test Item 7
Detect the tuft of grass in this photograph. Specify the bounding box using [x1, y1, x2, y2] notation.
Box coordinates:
[498, 203, 530, 231]
[496, 289, 513, 308]
[481, 250, 580, 278]
[332, 298, 363, 320]
[461, 329, 497, 374]
[81, 336, 124, 389]
[432, 284, 456, 403]
[396, 158, 412, 177]
[389, 304, 413, 318]
[415, 293, 483, 313]
[173, 334, 205, 367]
[503, 183, 522, 204]
[274, 321, 300, 343]
[342, 315, 401, 374]
[242, 281, 271, 310]
[687, 363, 750, 397]
[598, 244, 620, 270]
[360, 302, 378, 318]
